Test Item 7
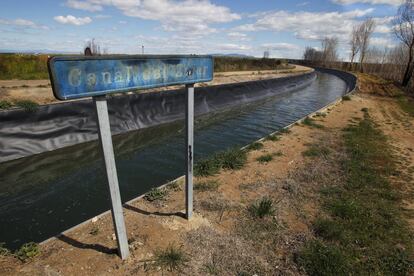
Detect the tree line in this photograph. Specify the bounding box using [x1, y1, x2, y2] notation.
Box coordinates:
[303, 0, 414, 91]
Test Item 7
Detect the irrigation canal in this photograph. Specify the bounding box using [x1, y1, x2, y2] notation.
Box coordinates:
[0, 71, 348, 249]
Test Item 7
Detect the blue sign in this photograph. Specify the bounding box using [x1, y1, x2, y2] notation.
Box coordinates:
[48, 55, 214, 100]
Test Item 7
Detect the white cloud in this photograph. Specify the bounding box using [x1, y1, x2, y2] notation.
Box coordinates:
[227, 32, 250, 41]
[66, 0, 103, 12]
[94, 14, 111, 19]
[370, 37, 397, 48]
[235, 9, 376, 41]
[65, 0, 240, 36]
[261, 43, 299, 51]
[54, 15, 92, 26]
[217, 43, 251, 51]
[332, 0, 403, 5]
[0, 18, 49, 30]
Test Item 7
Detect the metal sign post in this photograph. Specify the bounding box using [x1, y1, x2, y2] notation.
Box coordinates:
[185, 84, 194, 219]
[94, 95, 129, 260]
[47, 54, 213, 258]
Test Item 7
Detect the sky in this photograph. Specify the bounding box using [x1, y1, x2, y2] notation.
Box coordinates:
[0, 0, 404, 59]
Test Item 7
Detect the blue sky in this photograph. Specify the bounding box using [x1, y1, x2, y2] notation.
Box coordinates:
[0, 0, 402, 59]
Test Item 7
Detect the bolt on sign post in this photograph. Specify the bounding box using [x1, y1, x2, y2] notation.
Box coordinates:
[47, 55, 213, 259]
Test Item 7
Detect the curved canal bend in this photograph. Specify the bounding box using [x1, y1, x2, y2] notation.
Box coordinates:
[0, 70, 349, 249]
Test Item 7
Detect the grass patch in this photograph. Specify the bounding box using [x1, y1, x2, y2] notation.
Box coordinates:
[278, 128, 291, 134]
[397, 96, 414, 117]
[153, 244, 188, 273]
[14, 100, 38, 112]
[302, 117, 324, 129]
[296, 240, 350, 275]
[0, 100, 13, 110]
[302, 145, 330, 158]
[194, 148, 247, 177]
[194, 180, 221, 192]
[15, 242, 40, 261]
[0, 242, 10, 256]
[248, 197, 275, 219]
[145, 187, 168, 202]
[264, 134, 280, 141]
[167, 180, 181, 191]
[342, 95, 351, 101]
[246, 142, 264, 151]
[89, 226, 99, 236]
[256, 153, 273, 163]
[297, 113, 414, 275]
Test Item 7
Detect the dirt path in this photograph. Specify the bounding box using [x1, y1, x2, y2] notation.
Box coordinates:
[1, 74, 413, 275]
[0, 65, 311, 106]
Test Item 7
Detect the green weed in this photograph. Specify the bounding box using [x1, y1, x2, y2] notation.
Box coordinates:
[246, 142, 264, 151]
[0, 100, 13, 110]
[264, 134, 280, 141]
[15, 100, 38, 112]
[153, 244, 188, 272]
[248, 197, 275, 219]
[194, 158, 221, 177]
[256, 154, 273, 163]
[89, 226, 99, 236]
[194, 180, 221, 192]
[303, 117, 324, 129]
[297, 240, 350, 276]
[15, 242, 40, 261]
[195, 148, 247, 177]
[0, 242, 10, 256]
[302, 145, 330, 158]
[145, 187, 168, 202]
[397, 96, 414, 117]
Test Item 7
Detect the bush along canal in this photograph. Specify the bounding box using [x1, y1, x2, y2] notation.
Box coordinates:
[0, 70, 351, 250]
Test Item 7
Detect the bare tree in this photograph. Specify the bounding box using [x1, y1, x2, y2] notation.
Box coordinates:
[393, 0, 414, 87]
[349, 25, 361, 71]
[303, 47, 322, 62]
[84, 38, 102, 56]
[357, 18, 376, 73]
[321, 37, 339, 64]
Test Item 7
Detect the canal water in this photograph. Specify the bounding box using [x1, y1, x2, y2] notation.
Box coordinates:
[0, 71, 348, 249]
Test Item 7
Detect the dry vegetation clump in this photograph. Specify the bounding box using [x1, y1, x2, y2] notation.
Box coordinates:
[357, 73, 403, 97]
[184, 226, 270, 275]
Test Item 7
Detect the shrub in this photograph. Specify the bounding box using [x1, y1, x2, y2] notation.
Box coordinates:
[303, 117, 324, 129]
[342, 95, 351, 101]
[145, 187, 168, 202]
[0, 242, 10, 256]
[265, 134, 280, 141]
[256, 154, 273, 163]
[249, 197, 275, 218]
[194, 158, 222, 177]
[218, 148, 247, 170]
[0, 100, 13, 110]
[15, 242, 40, 261]
[246, 142, 264, 151]
[153, 244, 188, 272]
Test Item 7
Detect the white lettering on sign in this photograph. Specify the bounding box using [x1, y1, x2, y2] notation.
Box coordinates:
[115, 71, 123, 83]
[102, 72, 112, 85]
[66, 62, 209, 88]
[87, 73, 97, 88]
[68, 68, 82, 87]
